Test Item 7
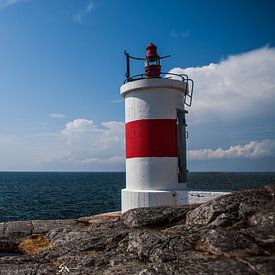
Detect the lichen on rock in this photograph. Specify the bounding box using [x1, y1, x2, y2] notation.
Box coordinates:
[19, 234, 53, 255]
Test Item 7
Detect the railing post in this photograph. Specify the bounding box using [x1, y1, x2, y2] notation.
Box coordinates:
[124, 51, 130, 80]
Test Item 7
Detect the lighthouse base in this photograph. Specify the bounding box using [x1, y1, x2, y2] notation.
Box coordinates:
[121, 189, 230, 213]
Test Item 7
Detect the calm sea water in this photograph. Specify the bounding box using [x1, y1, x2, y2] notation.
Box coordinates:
[0, 172, 275, 222]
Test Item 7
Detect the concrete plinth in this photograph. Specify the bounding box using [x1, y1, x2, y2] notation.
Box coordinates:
[121, 189, 230, 213]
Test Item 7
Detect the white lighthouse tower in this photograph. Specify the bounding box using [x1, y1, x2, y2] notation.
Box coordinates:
[121, 43, 228, 212]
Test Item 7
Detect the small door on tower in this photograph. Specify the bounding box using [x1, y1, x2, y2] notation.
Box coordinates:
[177, 109, 187, 183]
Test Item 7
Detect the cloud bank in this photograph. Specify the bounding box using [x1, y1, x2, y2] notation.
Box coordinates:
[1, 47, 274, 171]
[0, 0, 18, 8]
[50, 113, 65, 119]
[169, 30, 190, 39]
[47, 119, 274, 169]
[46, 119, 125, 170]
[170, 47, 275, 122]
[0, 117, 274, 170]
[73, 2, 95, 24]
[188, 140, 275, 160]
[0, 0, 29, 9]
[43, 119, 274, 170]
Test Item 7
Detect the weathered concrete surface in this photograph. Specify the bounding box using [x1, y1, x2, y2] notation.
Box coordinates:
[0, 186, 274, 274]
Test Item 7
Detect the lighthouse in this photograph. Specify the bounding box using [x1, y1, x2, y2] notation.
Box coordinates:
[121, 43, 228, 212]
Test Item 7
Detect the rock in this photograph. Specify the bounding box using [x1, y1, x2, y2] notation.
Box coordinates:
[138, 258, 258, 275]
[0, 186, 274, 274]
[122, 205, 197, 228]
[197, 228, 262, 257]
[0, 223, 5, 239]
[4, 221, 32, 240]
[32, 219, 74, 234]
[242, 256, 275, 274]
[185, 186, 275, 227]
[0, 219, 74, 256]
[243, 206, 275, 250]
[76, 211, 121, 224]
[127, 231, 193, 263]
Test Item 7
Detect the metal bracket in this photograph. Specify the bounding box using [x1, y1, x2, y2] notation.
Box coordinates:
[124, 51, 144, 81]
[183, 77, 194, 107]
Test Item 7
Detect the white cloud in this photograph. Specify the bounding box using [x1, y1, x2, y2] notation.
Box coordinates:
[73, 1, 95, 24]
[0, 0, 18, 8]
[0, 0, 29, 9]
[80, 156, 124, 166]
[110, 99, 123, 104]
[169, 30, 190, 39]
[170, 47, 275, 122]
[87, 2, 94, 12]
[1, 47, 275, 171]
[188, 139, 275, 160]
[46, 119, 274, 168]
[62, 118, 95, 134]
[0, 117, 274, 170]
[61, 119, 98, 143]
[50, 113, 65, 119]
[0, 119, 125, 171]
[46, 119, 125, 170]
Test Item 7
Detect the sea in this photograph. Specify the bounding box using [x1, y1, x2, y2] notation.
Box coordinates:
[0, 172, 275, 222]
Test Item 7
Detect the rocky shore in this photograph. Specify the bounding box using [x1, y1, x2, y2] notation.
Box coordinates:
[0, 186, 274, 274]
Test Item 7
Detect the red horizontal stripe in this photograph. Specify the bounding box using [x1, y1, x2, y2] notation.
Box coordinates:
[126, 119, 178, 158]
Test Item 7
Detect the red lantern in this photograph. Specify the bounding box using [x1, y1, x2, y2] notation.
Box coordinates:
[145, 43, 161, 78]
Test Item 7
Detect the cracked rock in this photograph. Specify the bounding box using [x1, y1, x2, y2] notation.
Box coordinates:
[0, 186, 274, 274]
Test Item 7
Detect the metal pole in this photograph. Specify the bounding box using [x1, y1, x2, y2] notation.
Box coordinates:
[124, 51, 130, 80]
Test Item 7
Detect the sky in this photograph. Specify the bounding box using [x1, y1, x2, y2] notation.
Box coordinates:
[0, 0, 274, 171]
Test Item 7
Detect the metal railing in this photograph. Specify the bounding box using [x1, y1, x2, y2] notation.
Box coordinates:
[124, 72, 194, 107]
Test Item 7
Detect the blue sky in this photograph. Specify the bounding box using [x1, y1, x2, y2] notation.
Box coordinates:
[0, 0, 275, 171]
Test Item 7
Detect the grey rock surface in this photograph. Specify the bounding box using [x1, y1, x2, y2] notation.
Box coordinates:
[122, 204, 198, 228]
[4, 221, 33, 239]
[0, 223, 4, 239]
[0, 186, 274, 274]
